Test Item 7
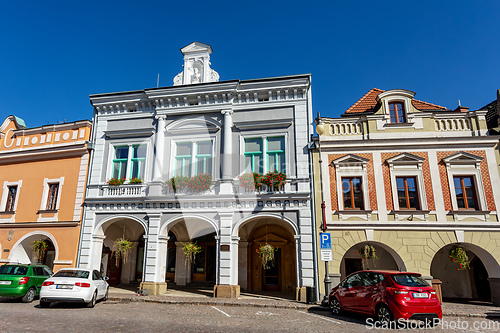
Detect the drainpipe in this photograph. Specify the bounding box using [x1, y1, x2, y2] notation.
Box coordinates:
[76, 107, 98, 267]
[308, 139, 320, 303]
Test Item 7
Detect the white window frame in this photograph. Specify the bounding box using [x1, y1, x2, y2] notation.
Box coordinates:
[443, 152, 487, 212]
[332, 155, 370, 211]
[37, 177, 64, 222]
[107, 143, 149, 182]
[386, 154, 428, 212]
[0, 180, 22, 222]
[170, 138, 216, 178]
[239, 133, 289, 175]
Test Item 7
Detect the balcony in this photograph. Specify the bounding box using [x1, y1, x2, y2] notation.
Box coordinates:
[94, 178, 309, 199]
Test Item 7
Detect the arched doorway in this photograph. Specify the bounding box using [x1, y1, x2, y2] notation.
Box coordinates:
[431, 243, 498, 302]
[9, 233, 56, 270]
[98, 217, 146, 286]
[238, 216, 297, 293]
[340, 241, 406, 279]
[163, 216, 218, 286]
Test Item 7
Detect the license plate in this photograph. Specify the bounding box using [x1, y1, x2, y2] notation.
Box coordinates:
[413, 293, 428, 298]
[56, 285, 73, 290]
[0, 281, 11, 285]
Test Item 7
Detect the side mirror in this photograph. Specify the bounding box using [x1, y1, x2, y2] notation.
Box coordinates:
[104, 276, 109, 281]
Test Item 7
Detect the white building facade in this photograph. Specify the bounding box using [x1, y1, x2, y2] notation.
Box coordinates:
[78, 42, 315, 299]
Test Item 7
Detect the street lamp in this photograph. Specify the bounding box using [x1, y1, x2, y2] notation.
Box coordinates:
[315, 113, 332, 306]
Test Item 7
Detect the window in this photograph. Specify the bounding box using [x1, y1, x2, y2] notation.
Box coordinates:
[46, 184, 59, 210]
[267, 137, 285, 172]
[443, 152, 488, 215]
[175, 141, 212, 177]
[389, 102, 405, 123]
[342, 177, 363, 209]
[112, 145, 147, 180]
[244, 136, 286, 173]
[386, 153, 428, 214]
[5, 186, 17, 212]
[396, 177, 419, 210]
[453, 176, 478, 210]
[38, 177, 63, 222]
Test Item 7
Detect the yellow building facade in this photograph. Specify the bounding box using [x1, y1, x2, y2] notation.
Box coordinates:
[0, 116, 91, 272]
[313, 89, 500, 305]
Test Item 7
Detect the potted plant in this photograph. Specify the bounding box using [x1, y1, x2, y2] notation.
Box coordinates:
[262, 171, 286, 190]
[31, 239, 48, 263]
[112, 238, 135, 266]
[129, 177, 143, 184]
[187, 173, 212, 193]
[166, 176, 190, 193]
[238, 172, 263, 191]
[256, 244, 277, 268]
[182, 242, 202, 266]
[448, 245, 470, 270]
[107, 177, 126, 186]
[356, 244, 378, 269]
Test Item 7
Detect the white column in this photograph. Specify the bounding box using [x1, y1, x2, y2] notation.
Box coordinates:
[217, 211, 234, 285]
[220, 110, 233, 194]
[143, 213, 160, 283]
[90, 235, 105, 272]
[153, 114, 166, 181]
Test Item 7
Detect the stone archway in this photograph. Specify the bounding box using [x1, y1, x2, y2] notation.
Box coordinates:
[237, 216, 297, 293]
[161, 215, 218, 286]
[9, 232, 57, 269]
[431, 242, 500, 303]
[95, 217, 147, 285]
[340, 241, 406, 279]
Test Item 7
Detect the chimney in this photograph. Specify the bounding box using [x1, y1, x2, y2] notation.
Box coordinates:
[454, 105, 469, 113]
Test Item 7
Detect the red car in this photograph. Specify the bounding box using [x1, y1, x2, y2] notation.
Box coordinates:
[328, 270, 442, 324]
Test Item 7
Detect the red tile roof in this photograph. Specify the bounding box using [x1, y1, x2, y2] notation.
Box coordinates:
[344, 88, 447, 114]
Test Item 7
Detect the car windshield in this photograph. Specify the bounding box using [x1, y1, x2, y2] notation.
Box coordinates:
[391, 274, 429, 287]
[53, 270, 90, 279]
[0, 266, 27, 275]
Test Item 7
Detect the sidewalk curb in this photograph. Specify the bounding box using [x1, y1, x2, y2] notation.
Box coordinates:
[108, 296, 500, 318]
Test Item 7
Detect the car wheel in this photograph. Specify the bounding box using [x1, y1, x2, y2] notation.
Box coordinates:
[376, 304, 394, 324]
[39, 300, 50, 308]
[22, 287, 36, 303]
[329, 297, 342, 315]
[87, 291, 97, 308]
[103, 287, 109, 301]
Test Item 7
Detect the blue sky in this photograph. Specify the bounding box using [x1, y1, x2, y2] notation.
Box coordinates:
[1, 0, 499, 128]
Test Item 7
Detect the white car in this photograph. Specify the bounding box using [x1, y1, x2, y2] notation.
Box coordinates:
[39, 268, 109, 308]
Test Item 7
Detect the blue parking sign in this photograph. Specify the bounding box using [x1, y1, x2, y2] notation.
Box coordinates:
[320, 233, 331, 249]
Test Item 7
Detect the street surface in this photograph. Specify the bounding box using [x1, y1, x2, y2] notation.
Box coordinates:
[0, 298, 499, 332]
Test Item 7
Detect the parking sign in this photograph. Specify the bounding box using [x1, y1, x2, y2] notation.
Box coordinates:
[320, 233, 331, 249]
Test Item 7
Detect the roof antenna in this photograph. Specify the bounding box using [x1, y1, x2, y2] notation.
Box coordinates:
[458, 99, 461, 106]
[157, 73, 160, 88]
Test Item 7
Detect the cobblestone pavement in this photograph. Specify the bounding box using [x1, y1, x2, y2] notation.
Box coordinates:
[1, 298, 500, 333]
[106, 287, 500, 319]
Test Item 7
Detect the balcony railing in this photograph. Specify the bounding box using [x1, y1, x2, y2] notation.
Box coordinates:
[328, 121, 364, 136]
[95, 178, 309, 198]
[100, 184, 147, 197]
[434, 118, 471, 131]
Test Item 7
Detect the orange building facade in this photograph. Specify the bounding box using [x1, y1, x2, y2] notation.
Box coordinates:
[0, 116, 91, 272]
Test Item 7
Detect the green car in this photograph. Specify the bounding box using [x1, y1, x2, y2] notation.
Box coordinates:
[0, 264, 53, 303]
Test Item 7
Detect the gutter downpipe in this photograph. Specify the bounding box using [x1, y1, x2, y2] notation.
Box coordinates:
[76, 105, 98, 267]
[306, 77, 320, 303]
